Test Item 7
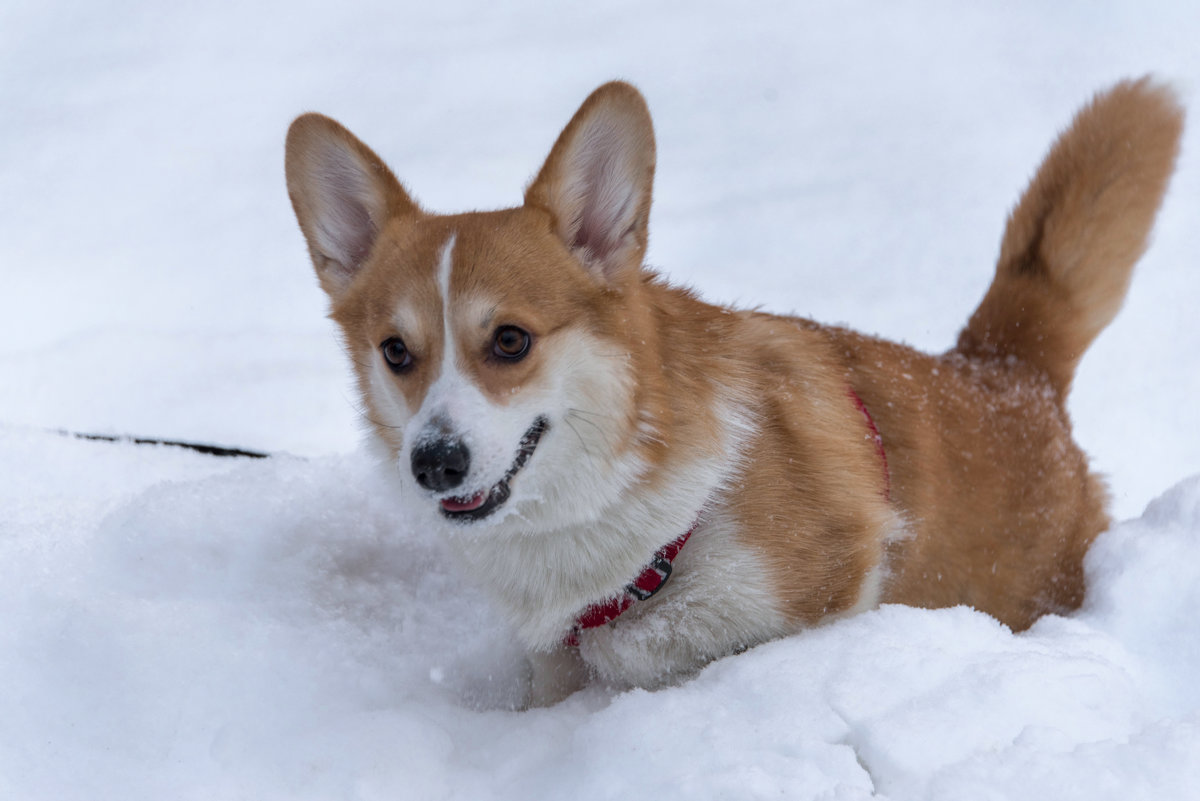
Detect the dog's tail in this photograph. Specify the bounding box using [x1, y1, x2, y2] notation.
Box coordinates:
[956, 78, 1184, 398]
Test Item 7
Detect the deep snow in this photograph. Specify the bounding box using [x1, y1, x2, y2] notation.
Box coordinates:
[3, 430, 1200, 799]
[2, 1, 1199, 798]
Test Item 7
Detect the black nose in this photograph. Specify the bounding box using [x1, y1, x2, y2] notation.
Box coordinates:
[411, 438, 470, 492]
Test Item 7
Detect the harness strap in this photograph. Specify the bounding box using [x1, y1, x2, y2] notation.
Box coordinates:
[848, 388, 891, 502]
[565, 525, 694, 647]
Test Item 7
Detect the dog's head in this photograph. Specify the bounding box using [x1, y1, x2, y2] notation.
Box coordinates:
[285, 83, 660, 533]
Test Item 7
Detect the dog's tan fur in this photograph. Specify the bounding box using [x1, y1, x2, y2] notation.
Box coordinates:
[286, 78, 1182, 696]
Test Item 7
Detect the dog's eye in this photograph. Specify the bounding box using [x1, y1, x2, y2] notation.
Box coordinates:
[492, 326, 532, 361]
[380, 337, 413, 372]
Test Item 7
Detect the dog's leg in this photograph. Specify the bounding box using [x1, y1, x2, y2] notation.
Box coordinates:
[525, 646, 590, 708]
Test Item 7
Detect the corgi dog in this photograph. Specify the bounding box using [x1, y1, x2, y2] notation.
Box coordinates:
[285, 78, 1182, 706]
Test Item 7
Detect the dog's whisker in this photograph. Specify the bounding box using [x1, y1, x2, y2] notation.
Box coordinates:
[356, 410, 403, 431]
[562, 417, 594, 463]
[564, 409, 618, 458]
[566, 406, 614, 420]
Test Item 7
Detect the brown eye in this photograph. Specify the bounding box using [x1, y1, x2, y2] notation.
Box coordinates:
[381, 337, 413, 372]
[492, 326, 531, 361]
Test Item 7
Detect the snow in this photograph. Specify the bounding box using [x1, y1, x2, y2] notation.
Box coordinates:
[2, 1, 1199, 798]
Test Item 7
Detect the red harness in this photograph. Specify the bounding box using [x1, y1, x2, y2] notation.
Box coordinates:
[566, 388, 889, 645]
[848, 388, 891, 502]
[565, 525, 694, 647]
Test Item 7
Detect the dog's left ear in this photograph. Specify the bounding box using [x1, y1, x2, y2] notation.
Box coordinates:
[524, 82, 656, 282]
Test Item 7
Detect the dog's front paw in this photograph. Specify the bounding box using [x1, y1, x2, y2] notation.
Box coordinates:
[524, 645, 590, 708]
[578, 615, 705, 690]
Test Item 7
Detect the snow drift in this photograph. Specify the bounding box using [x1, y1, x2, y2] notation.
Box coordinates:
[1, 428, 1198, 799]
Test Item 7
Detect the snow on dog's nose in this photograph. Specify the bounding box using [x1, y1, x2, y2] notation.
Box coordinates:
[411, 436, 470, 492]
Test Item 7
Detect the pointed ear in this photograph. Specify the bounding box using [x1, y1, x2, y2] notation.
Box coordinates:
[285, 113, 418, 299]
[524, 82, 656, 281]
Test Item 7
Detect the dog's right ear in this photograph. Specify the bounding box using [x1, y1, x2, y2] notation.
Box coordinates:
[285, 114, 418, 299]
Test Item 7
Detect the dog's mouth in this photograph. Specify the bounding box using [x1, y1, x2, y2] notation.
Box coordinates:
[439, 416, 548, 522]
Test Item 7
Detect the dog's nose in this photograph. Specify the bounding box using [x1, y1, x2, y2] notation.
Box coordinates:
[411, 438, 470, 492]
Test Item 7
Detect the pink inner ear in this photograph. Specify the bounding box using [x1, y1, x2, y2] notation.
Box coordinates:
[311, 144, 381, 272]
[566, 123, 638, 265]
[316, 185, 373, 266]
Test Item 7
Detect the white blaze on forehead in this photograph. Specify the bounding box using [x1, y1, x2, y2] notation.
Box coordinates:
[410, 230, 485, 430]
[437, 232, 458, 380]
[373, 232, 459, 431]
[398, 227, 540, 498]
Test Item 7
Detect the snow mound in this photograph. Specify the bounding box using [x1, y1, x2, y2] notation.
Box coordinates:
[2, 429, 1198, 799]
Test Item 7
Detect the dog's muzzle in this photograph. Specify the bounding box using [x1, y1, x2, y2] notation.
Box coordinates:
[412, 417, 548, 523]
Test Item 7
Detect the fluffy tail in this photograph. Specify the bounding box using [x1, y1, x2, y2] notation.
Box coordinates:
[957, 78, 1184, 397]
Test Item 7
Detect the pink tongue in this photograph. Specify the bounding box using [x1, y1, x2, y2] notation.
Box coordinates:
[441, 491, 487, 513]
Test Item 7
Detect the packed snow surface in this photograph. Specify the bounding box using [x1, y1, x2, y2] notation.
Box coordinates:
[2, 1, 1199, 798]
